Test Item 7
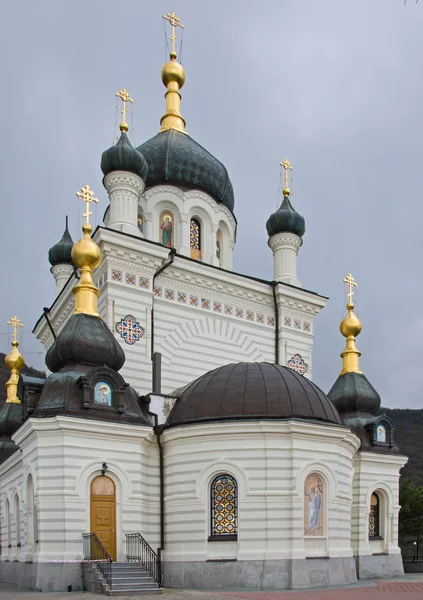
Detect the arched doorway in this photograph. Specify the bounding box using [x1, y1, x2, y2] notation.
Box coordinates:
[90, 476, 116, 560]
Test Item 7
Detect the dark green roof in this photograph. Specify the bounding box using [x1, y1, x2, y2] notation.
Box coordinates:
[328, 372, 381, 417]
[101, 132, 148, 180]
[48, 220, 74, 267]
[137, 129, 234, 212]
[46, 313, 125, 372]
[266, 195, 305, 238]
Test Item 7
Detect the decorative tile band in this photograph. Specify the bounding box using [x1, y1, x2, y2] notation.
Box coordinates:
[110, 271, 318, 331]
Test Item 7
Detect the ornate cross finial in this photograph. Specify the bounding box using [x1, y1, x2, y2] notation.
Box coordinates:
[343, 273, 357, 304]
[115, 88, 133, 133]
[76, 185, 99, 226]
[7, 316, 23, 343]
[163, 10, 184, 56]
[280, 158, 293, 189]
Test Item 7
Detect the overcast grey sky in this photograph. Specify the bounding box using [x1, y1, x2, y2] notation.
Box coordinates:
[1, 1, 422, 408]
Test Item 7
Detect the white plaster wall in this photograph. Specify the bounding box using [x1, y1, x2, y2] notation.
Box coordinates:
[161, 421, 359, 564]
[351, 452, 407, 558]
[0, 453, 25, 563]
[6, 417, 159, 563]
[35, 229, 326, 396]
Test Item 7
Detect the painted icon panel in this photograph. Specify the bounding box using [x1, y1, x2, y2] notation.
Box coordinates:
[94, 381, 112, 406]
[304, 473, 323, 536]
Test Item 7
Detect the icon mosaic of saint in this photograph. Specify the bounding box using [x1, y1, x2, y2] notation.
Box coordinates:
[304, 474, 323, 536]
[138, 215, 143, 233]
[94, 381, 112, 406]
[160, 213, 173, 247]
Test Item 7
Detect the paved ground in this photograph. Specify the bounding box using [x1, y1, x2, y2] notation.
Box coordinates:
[1, 577, 423, 600]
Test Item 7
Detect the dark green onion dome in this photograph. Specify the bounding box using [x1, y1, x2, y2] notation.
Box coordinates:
[137, 129, 235, 213]
[266, 193, 305, 238]
[48, 218, 74, 267]
[101, 132, 148, 180]
[166, 362, 342, 427]
[328, 372, 381, 418]
[0, 402, 22, 463]
[45, 313, 125, 373]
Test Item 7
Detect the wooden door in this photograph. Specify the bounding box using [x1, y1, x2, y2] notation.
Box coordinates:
[90, 476, 116, 560]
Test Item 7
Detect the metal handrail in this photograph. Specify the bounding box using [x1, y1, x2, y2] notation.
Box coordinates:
[125, 533, 161, 585]
[82, 533, 113, 586]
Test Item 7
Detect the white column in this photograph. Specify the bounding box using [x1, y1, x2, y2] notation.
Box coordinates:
[268, 232, 302, 287]
[103, 170, 144, 237]
[179, 212, 190, 256]
[50, 264, 74, 292]
[144, 212, 153, 241]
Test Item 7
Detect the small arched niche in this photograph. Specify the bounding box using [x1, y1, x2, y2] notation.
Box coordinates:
[159, 210, 174, 248]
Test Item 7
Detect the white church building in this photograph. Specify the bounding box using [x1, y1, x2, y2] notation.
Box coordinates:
[0, 14, 407, 594]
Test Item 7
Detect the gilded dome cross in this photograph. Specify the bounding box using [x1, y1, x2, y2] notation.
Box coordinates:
[163, 10, 184, 56]
[115, 88, 133, 133]
[280, 158, 293, 189]
[76, 185, 99, 226]
[343, 273, 357, 304]
[7, 316, 23, 343]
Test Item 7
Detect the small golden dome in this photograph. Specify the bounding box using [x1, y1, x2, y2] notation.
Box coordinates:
[283, 187, 290, 196]
[71, 224, 102, 271]
[5, 341, 25, 372]
[161, 57, 186, 88]
[340, 304, 362, 338]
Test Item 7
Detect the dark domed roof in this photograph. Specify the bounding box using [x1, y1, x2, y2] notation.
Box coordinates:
[49, 220, 74, 267]
[266, 195, 305, 238]
[137, 129, 234, 212]
[167, 362, 342, 427]
[328, 372, 381, 417]
[46, 313, 125, 373]
[101, 132, 148, 180]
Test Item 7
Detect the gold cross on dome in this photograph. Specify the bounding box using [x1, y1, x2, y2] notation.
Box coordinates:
[280, 158, 293, 188]
[76, 185, 99, 225]
[115, 88, 133, 130]
[163, 10, 184, 55]
[343, 273, 357, 303]
[7, 316, 23, 343]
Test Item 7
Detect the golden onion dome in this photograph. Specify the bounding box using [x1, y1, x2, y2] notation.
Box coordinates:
[71, 223, 102, 271]
[5, 341, 25, 373]
[340, 302, 362, 338]
[161, 56, 186, 89]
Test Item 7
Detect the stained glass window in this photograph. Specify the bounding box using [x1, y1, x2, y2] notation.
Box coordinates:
[190, 219, 201, 259]
[369, 493, 380, 538]
[211, 474, 237, 536]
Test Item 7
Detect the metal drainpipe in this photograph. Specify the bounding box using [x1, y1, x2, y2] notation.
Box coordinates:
[42, 307, 57, 341]
[148, 410, 165, 568]
[272, 282, 279, 364]
[151, 249, 176, 360]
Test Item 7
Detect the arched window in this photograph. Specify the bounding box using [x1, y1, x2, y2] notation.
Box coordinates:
[5, 498, 10, 548]
[369, 493, 380, 538]
[210, 474, 238, 538]
[190, 218, 201, 259]
[216, 229, 223, 267]
[14, 494, 20, 548]
[27, 475, 35, 550]
[160, 211, 174, 248]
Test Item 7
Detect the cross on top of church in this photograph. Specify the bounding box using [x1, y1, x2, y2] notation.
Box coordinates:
[115, 88, 133, 133]
[163, 10, 184, 56]
[76, 185, 99, 225]
[7, 315, 23, 343]
[343, 273, 357, 304]
[280, 158, 293, 189]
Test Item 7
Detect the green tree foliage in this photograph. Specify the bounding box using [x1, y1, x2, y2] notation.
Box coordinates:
[399, 480, 423, 559]
[379, 408, 423, 485]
